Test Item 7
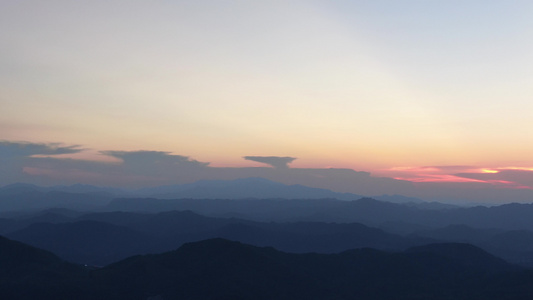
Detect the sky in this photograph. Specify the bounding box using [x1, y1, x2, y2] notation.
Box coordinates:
[2, 1, 533, 203]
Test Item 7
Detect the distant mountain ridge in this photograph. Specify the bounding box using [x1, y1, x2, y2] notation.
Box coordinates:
[1, 178, 428, 205]
[134, 177, 364, 200]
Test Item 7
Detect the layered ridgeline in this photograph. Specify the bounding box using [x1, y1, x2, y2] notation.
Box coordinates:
[3, 235, 533, 300]
[5, 210, 428, 266]
[4, 178, 533, 231]
[6, 179, 533, 266]
[0, 209, 532, 268]
[0, 207, 432, 265]
[0, 178, 416, 212]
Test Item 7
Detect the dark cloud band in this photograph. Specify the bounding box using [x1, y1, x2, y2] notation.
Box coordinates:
[0, 141, 83, 157]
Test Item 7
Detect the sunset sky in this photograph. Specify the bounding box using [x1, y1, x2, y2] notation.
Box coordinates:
[2, 1, 533, 203]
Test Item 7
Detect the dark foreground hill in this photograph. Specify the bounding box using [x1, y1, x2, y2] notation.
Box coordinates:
[94, 239, 519, 300]
[0, 236, 89, 299]
[2, 235, 533, 300]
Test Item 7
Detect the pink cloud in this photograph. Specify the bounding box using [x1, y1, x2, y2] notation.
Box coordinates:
[385, 165, 533, 189]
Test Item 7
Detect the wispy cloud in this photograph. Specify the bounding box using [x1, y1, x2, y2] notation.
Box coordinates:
[385, 166, 483, 183]
[243, 156, 296, 169]
[5, 140, 533, 203]
[454, 168, 533, 190]
[0, 141, 83, 157]
[103, 151, 209, 168]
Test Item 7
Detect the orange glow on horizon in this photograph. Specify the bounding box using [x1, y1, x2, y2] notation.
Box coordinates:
[387, 165, 533, 190]
[499, 167, 533, 172]
[481, 168, 499, 173]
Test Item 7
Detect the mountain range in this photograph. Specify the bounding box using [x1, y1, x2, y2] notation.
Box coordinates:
[0, 178, 426, 212]
[1, 207, 533, 266]
[2, 235, 533, 300]
[4, 178, 533, 297]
